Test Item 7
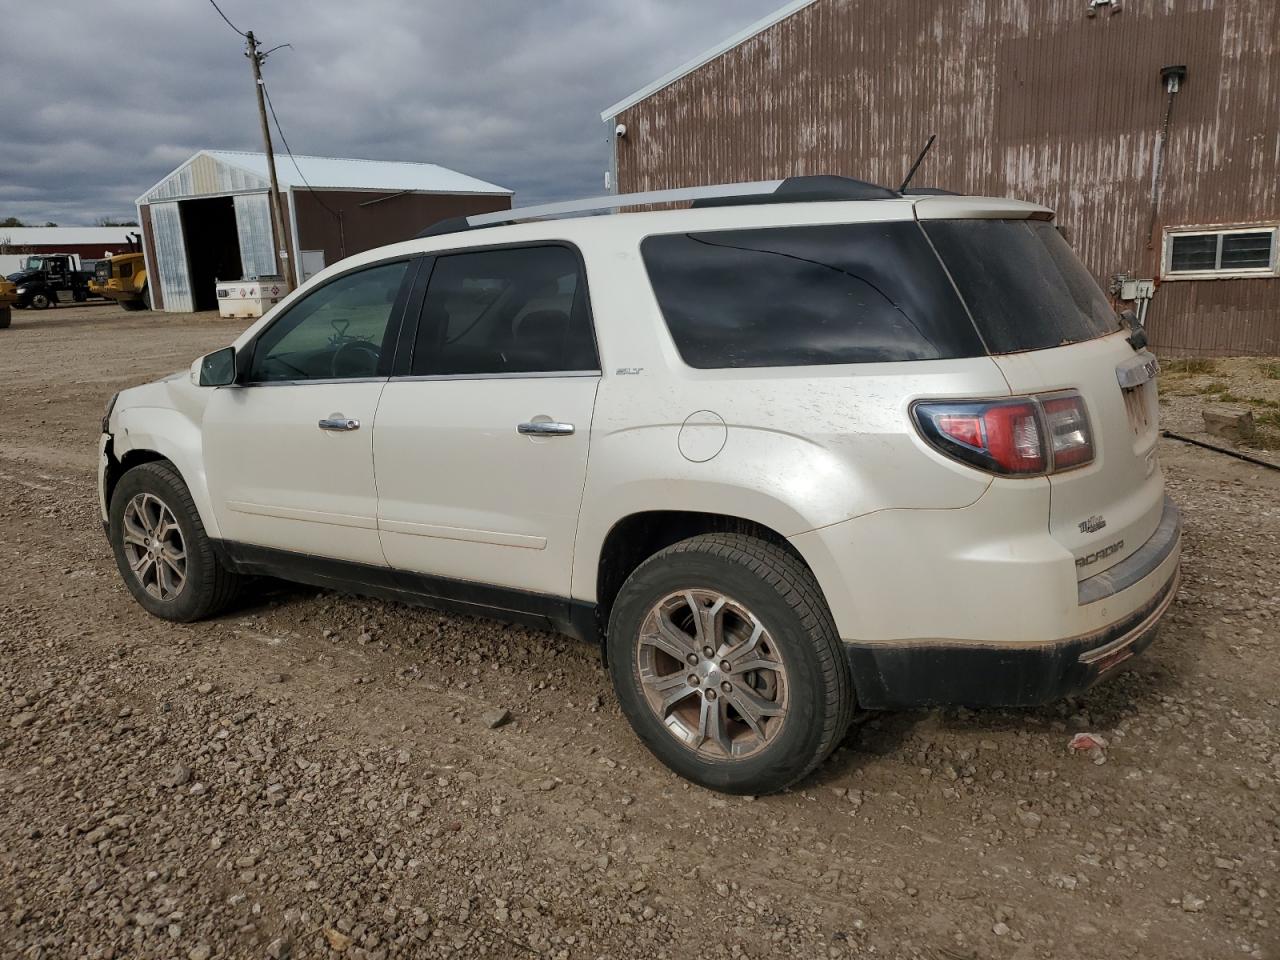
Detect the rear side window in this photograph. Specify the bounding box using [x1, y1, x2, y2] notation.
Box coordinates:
[640, 223, 983, 369]
[923, 219, 1121, 354]
[411, 245, 598, 376]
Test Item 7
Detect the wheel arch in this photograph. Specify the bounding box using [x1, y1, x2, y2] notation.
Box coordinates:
[110, 408, 221, 538]
[587, 509, 818, 650]
[104, 446, 169, 511]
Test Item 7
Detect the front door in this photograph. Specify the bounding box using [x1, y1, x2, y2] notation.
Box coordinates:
[203, 257, 417, 566]
[374, 245, 600, 598]
[46, 258, 69, 294]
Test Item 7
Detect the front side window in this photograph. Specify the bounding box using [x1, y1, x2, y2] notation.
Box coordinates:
[410, 245, 597, 376]
[641, 223, 983, 369]
[1165, 226, 1278, 278]
[248, 260, 409, 382]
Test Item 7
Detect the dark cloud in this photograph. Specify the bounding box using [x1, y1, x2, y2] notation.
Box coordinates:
[0, 0, 783, 224]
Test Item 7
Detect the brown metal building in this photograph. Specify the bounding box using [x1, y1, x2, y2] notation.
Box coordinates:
[602, 0, 1279, 357]
[136, 151, 511, 312]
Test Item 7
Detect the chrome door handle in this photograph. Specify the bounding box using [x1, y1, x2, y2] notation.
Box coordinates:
[517, 421, 575, 436]
[318, 415, 360, 431]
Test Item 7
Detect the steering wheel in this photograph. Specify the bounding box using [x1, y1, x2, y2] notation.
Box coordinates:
[330, 339, 381, 379]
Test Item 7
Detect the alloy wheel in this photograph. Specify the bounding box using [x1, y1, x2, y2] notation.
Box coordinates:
[121, 492, 187, 601]
[635, 589, 788, 759]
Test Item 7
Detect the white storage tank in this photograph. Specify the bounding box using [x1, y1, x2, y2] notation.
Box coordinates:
[215, 277, 287, 319]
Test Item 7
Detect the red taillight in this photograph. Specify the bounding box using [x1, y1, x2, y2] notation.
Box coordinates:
[914, 392, 1093, 477]
[981, 402, 1045, 474]
[934, 414, 983, 448]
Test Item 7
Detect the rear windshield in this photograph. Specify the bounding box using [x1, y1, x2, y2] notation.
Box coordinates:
[923, 219, 1121, 354]
[640, 223, 984, 369]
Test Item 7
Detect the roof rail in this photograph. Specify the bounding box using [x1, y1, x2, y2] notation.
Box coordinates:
[416, 175, 905, 239]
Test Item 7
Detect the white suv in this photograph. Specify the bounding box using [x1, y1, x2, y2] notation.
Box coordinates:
[100, 176, 1180, 795]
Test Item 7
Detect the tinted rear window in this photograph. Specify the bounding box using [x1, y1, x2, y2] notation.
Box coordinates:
[923, 219, 1120, 354]
[641, 223, 984, 369]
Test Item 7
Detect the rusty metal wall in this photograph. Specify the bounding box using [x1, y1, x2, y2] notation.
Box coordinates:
[139, 204, 162, 311]
[613, 0, 1279, 356]
[292, 190, 512, 269]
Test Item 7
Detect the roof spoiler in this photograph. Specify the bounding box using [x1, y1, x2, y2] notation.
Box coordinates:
[416, 175, 913, 239]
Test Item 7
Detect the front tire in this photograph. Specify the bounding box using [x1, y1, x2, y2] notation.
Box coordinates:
[607, 534, 853, 795]
[108, 461, 240, 621]
[29, 293, 51, 310]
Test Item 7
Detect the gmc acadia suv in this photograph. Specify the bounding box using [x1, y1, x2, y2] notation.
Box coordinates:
[99, 176, 1180, 795]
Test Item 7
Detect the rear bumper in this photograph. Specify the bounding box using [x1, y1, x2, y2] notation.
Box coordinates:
[841, 497, 1181, 709]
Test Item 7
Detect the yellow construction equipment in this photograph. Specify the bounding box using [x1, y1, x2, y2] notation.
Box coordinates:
[0, 277, 17, 329]
[90, 252, 150, 311]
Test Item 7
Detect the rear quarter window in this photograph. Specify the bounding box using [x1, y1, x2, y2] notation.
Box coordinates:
[923, 219, 1121, 354]
[640, 223, 984, 369]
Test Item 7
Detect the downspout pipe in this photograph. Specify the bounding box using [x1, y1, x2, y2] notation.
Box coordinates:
[1146, 65, 1187, 251]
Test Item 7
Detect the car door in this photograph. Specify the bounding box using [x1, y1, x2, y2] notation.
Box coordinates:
[47, 258, 69, 294]
[202, 257, 419, 567]
[373, 244, 600, 598]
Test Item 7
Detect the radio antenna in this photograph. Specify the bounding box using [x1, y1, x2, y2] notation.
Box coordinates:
[898, 134, 937, 193]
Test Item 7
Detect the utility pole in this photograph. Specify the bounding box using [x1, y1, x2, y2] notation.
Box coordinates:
[246, 30, 296, 287]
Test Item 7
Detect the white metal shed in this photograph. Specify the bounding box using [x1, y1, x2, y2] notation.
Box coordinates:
[135, 150, 512, 312]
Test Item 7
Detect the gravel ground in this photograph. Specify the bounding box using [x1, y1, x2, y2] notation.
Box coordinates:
[0, 302, 1277, 960]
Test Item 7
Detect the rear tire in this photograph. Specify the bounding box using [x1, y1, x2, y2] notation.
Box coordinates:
[607, 534, 853, 795]
[120, 299, 145, 312]
[108, 461, 240, 621]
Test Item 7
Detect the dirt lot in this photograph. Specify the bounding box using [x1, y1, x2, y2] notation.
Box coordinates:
[1159, 358, 1280, 468]
[1, 302, 1277, 960]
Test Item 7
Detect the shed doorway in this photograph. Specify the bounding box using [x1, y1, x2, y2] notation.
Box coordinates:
[179, 197, 243, 311]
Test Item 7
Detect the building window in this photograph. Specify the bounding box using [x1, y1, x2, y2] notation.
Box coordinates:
[1163, 225, 1278, 279]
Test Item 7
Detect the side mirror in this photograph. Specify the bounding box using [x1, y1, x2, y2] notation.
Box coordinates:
[198, 346, 237, 386]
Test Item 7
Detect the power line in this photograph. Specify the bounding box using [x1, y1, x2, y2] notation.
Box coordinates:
[260, 80, 342, 222]
[207, 0, 246, 37]
[260, 78, 348, 257]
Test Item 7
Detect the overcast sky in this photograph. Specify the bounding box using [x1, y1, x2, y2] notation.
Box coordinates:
[0, 0, 785, 225]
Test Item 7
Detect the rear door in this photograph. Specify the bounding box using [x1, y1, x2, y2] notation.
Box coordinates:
[922, 215, 1164, 579]
[373, 244, 600, 597]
